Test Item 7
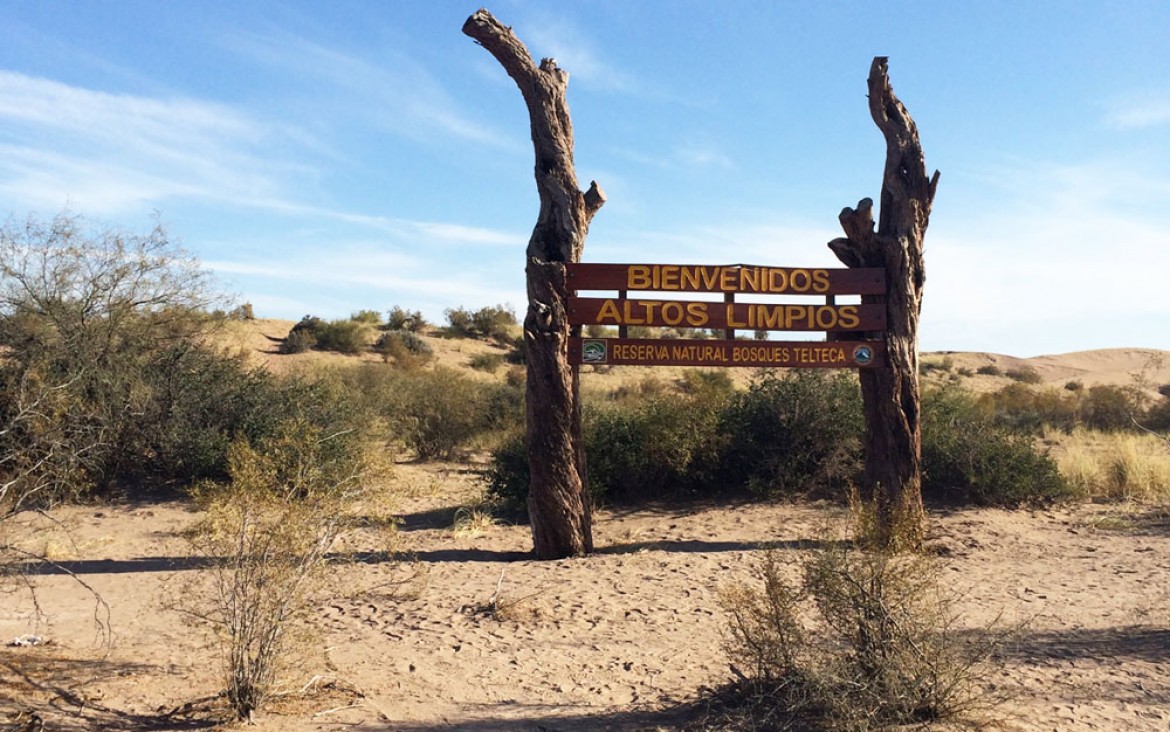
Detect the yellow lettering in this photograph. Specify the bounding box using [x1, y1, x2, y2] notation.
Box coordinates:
[717, 267, 734, 291]
[661, 301, 684, 325]
[815, 306, 838, 330]
[740, 267, 760, 292]
[597, 299, 621, 324]
[812, 269, 830, 293]
[642, 301, 661, 324]
[627, 265, 651, 290]
[790, 268, 811, 292]
[785, 306, 807, 329]
[727, 304, 747, 328]
[621, 300, 645, 325]
[680, 266, 701, 291]
[768, 269, 788, 292]
[687, 301, 710, 327]
[660, 265, 680, 290]
[837, 305, 860, 330]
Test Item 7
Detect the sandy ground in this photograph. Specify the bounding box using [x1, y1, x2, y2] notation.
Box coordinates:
[2, 460, 1167, 731]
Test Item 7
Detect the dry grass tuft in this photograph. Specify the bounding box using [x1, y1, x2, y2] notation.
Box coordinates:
[1054, 429, 1170, 502]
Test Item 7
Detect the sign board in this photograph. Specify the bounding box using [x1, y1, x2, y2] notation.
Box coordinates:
[567, 263, 885, 295]
[566, 261, 887, 369]
[568, 297, 884, 332]
[569, 338, 885, 369]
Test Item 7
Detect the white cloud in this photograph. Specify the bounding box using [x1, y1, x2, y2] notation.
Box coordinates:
[1106, 92, 1170, 130]
[225, 30, 512, 148]
[517, 15, 640, 94]
[0, 71, 298, 215]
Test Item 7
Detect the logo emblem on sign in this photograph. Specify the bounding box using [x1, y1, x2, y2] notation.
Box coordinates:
[852, 344, 874, 366]
[582, 339, 608, 364]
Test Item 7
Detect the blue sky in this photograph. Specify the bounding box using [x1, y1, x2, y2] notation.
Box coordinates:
[1, 1, 1167, 356]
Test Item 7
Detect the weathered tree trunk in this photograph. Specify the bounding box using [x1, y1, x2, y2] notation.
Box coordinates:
[463, 9, 604, 559]
[828, 57, 940, 551]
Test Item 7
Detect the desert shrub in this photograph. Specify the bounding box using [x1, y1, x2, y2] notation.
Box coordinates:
[279, 327, 317, 354]
[717, 370, 863, 498]
[486, 386, 727, 508]
[445, 304, 517, 342]
[678, 368, 734, 397]
[313, 319, 369, 355]
[718, 543, 1006, 731]
[349, 309, 382, 326]
[921, 355, 954, 373]
[484, 429, 529, 508]
[369, 366, 517, 460]
[1065, 380, 1084, 392]
[0, 212, 219, 505]
[585, 389, 728, 503]
[505, 334, 527, 365]
[1005, 365, 1042, 384]
[957, 366, 975, 377]
[975, 364, 1002, 376]
[386, 305, 427, 333]
[1145, 396, 1170, 432]
[922, 387, 1071, 506]
[1081, 384, 1138, 432]
[186, 420, 370, 721]
[373, 329, 433, 367]
[583, 324, 616, 338]
[977, 383, 1077, 434]
[230, 302, 255, 320]
[469, 352, 505, 373]
[280, 316, 323, 354]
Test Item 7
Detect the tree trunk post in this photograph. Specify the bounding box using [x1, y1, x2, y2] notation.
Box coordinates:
[463, 9, 604, 559]
[828, 57, 940, 551]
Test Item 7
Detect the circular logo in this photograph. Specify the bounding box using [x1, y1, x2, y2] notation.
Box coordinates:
[582, 339, 608, 364]
[852, 344, 875, 366]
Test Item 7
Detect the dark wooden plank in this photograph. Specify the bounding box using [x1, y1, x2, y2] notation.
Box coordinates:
[567, 297, 885, 332]
[566, 263, 885, 295]
[569, 337, 885, 368]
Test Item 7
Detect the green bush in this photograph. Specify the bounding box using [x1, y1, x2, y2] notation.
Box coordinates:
[350, 309, 382, 326]
[279, 328, 317, 354]
[922, 387, 1070, 506]
[1005, 366, 1042, 384]
[469, 352, 505, 373]
[363, 366, 521, 460]
[373, 329, 433, 367]
[717, 370, 863, 498]
[445, 304, 517, 342]
[314, 319, 369, 355]
[1082, 384, 1138, 432]
[386, 306, 427, 333]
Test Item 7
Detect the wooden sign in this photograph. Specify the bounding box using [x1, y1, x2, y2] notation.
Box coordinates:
[569, 338, 885, 369]
[567, 263, 885, 295]
[568, 297, 885, 332]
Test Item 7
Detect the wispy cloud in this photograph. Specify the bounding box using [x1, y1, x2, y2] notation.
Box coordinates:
[1105, 91, 1170, 130]
[0, 71, 301, 215]
[225, 29, 512, 148]
[517, 14, 640, 94]
[611, 142, 737, 172]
